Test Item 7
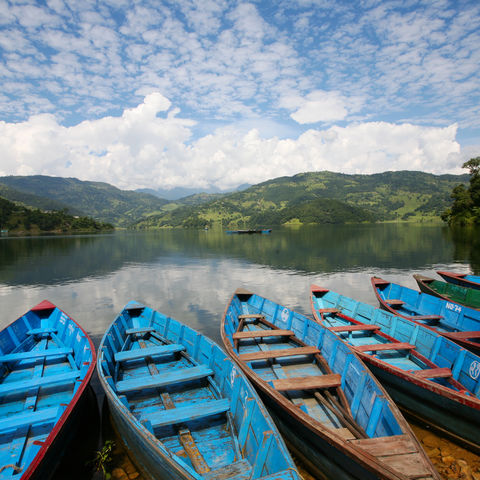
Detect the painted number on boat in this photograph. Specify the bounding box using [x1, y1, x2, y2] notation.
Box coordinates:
[469, 361, 480, 380]
[281, 308, 289, 324]
[445, 302, 462, 313]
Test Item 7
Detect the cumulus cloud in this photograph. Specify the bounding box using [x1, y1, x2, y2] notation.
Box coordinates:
[0, 94, 465, 191]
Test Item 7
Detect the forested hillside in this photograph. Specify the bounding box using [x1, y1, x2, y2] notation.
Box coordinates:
[0, 197, 113, 233]
[133, 171, 468, 229]
[0, 176, 168, 227]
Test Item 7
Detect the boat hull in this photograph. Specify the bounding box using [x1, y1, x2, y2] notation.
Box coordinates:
[255, 388, 387, 480]
[222, 290, 439, 480]
[366, 362, 480, 453]
[98, 302, 300, 480]
[438, 271, 480, 290]
[311, 286, 480, 453]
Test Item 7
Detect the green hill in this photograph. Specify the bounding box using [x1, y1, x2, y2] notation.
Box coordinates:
[132, 171, 468, 229]
[0, 176, 169, 227]
[0, 196, 113, 234]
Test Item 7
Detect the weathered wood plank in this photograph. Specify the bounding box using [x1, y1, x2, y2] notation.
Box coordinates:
[0, 347, 73, 363]
[116, 365, 212, 393]
[239, 346, 319, 362]
[147, 398, 230, 427]
[413, 367, 452, 379]
[350, 434, 417, 456]
[125, 327, 155, 335]
[355, 342, 415, 352]
[272, 374, 341, 391]
[0, 370, 80, 395]
[384, 299, 405, 306]
[114, 344, 184, 362]
[238, 314, 265, 320]
[0, 406, 59, 431]
[330, 325, 380, 333]
[446, 330, 480, 339]
[233, 329, 293, 339]
[318, 308, 341, 314]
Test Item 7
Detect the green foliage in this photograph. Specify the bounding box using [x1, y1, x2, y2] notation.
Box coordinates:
[132, 171, 467, 228]
[0, 176, 168, 227]
[89, 440, 115, 479]
[0, 196, 113, 233]
[442, 157, 480, 225]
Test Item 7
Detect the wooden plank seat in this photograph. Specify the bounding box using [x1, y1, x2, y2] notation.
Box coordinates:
[413, 367, 452, 379]
[0, 347, 73, 363]
[147, 398, 230, 428]
[204, 459, 251, 480]
[411, 315, 443, 321]
[0, 370, 80, 396]
[317, 308, 341, 314]
[355, 342, 415, 353]
[272, 374, 342, 391]
[27, 327, 57, 336]
[114, 344, 185, 362]
[445, 331, 480, 340]
[126, 327, 155, 335]
[116, 365, 213, 394]
[238, 314, 265, 320]
[239, 346, 319, 362]
[0, 406, 59, 432]
[232, 329, 293, 340]
[384, 299, 405, 306]
[330, 324, 380, 333]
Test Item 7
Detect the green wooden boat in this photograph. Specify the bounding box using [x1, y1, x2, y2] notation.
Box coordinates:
[414, 274, 480, 310]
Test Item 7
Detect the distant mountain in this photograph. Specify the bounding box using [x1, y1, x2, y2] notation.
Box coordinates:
[0, 184, 82, 215]
[131, 171, 468, 229]
[0, 176, 168, 227]
[136, 184, 251, 200]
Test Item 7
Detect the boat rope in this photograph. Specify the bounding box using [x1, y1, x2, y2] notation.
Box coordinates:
[0, 464, 22, 473]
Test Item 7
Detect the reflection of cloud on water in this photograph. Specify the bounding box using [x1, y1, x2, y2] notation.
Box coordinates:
[0, 258, 471, 347]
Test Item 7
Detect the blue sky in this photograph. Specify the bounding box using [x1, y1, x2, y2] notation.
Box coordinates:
[0, 0, 479, 191]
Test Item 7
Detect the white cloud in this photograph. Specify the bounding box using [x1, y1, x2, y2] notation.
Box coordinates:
[285, 90, 350, 124]
[0, 94, 465, 192]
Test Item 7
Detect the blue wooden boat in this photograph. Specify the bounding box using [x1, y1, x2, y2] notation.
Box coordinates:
[97, 301, 300, 480]
[222, 289, 439, 480]
[372, 277, 480, 354]
[310, 285, 480, 453]
[0, 300, 96, 480]
[437, 270, 480, 291]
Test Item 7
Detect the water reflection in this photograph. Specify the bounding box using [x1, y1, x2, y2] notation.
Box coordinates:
[0, 224, 470, 288]
[0, 225, 476, 479]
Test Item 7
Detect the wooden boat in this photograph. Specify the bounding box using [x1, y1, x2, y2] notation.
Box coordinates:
[437, 270, 480, 290]
[372, 276, 480, 354]
[414, 273, 480, 309]
[97, 301, 300, 480]
[310, 285, 480, 453]
[221, 289, 440, 480]
[0, 300, 96, 480]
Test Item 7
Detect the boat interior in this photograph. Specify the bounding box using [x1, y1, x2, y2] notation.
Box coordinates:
[0, 304, 92, 479]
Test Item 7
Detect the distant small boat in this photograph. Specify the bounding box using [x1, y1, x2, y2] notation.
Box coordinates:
[414, 273, 480, 309]
[0, 300, 96, 480]
[98, 301, 300, 480]
[222, 289, 439, 480]
[437, 270, 480, 290]
[310, 286, 480, 453]
[226, 229, 272, 234]
[372, 276, 480, 354]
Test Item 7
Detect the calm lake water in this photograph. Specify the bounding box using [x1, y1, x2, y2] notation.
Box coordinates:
[0, 223, 478, 478]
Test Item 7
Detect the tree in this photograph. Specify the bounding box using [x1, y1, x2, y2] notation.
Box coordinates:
[443, 156, 480, 225]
